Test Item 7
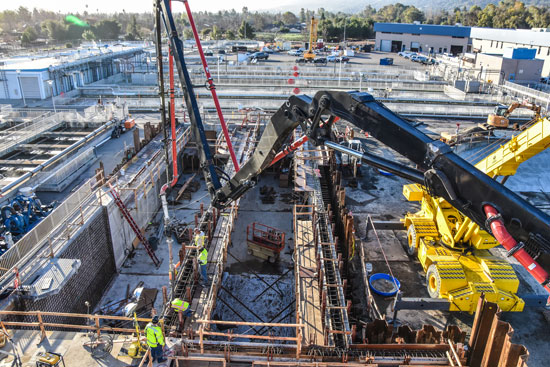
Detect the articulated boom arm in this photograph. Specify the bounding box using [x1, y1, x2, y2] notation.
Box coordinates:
[211, 91, 550, 275]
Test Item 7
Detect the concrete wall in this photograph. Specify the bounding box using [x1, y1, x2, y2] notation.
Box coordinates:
[475, 53, 544, 83]
[106, 170, 166, 270]
[472, 38, 550, 77]
[14, 207, 116, 325]
[375, 32, 469, 54]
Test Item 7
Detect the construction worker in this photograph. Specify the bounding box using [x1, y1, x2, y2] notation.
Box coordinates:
[144, 315, 166, 363]
[194, 228, 209, 286]
[171, 297, 192, 318]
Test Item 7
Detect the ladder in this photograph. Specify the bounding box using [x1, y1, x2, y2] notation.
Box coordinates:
[108, 184, 161, 267]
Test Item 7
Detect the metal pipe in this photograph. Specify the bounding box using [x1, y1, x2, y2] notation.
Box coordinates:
[168, 0, 179, 188]
[182, 0, 240, 172]
[155, 0, 171, 186]
[0, 118, 117, 197]
[324, 141, 425, 184]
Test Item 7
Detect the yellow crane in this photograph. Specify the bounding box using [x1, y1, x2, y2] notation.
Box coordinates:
[303, 16, 319, 61]
[402, 116, 550, 313]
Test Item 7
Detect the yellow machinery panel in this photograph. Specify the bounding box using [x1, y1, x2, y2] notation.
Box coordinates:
[416, 239, 524, 313]
[403, 183, 423, 201]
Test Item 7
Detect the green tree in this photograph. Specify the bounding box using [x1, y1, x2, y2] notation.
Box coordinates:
[211, 25, 222, 40]
[82, 29, 96, 40]
[201, 27, 212, 39]
[300, 8, 306, 23]
[282, 11, 298, 25]
[225, 30, 236, 40]
[238, 20, 254, 39]
[41, 20, 68, 41]
[93, 19, 121, 40]
[126, 15, 140, 40]
[402, 6, 425, 23]
[21, 26, 37, 45]
[183, 29, 194, 39]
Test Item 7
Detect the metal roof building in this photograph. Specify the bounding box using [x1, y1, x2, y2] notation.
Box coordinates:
[374, 23, 472, 38]
[374, 22, 471, 54]
[0, 44, 146, 102]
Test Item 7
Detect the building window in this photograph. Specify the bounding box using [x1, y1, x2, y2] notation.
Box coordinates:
[547, 48, 550, 56]
[490, 40, 493, 47]
[444, 48, 447, 53]
[438, 48, 442, 53]
[538, 46, 541, 54]
[500, 42, 503, 49]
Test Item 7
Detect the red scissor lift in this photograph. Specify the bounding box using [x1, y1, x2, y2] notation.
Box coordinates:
[246, 222, 285, 263]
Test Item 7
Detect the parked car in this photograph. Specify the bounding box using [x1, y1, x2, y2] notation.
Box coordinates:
[313, 57, 327, 64]
[217, 50, 226, 55]
[250, 52, 269, 60]
[404, 53, 416, 59]
[410, 55, 421, 62]
[415, 55, 429, 64]
[398, 51, 411, 57]
[204, 50, 213, 56]
[422, 58, 438, 65]
[262, 47, 274, 54]
[327, 55, 349, 63]
[288, 49, 303, 56]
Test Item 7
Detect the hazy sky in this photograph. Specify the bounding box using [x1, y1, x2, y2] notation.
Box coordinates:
[0, 0, 290, 13]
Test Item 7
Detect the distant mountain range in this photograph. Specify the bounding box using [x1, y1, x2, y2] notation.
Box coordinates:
[261, 0, 546, 13]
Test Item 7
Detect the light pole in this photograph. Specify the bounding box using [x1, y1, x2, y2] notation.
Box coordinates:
[16, 70, 26, 107]
[47, 80, 56, 113]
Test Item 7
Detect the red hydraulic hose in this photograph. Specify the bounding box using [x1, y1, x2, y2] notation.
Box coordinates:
[270, 135, 309, 166]
[183, 0, 240, 172]
[483, 204, 550, 296]
[168, 0, 179, 188]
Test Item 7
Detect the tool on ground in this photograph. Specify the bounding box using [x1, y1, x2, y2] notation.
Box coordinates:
[36, 352, 65, 367]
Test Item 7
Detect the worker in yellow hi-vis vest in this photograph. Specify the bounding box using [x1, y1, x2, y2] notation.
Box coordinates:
[194, 228, 209, 286]
[144, 315, 166, 363]
[171, 297, 192, 330]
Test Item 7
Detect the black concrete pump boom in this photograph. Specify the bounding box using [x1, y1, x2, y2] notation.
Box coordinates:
[155, 1, 550, 288]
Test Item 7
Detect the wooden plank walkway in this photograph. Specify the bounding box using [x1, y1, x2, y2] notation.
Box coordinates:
[295, 219, 325, 346]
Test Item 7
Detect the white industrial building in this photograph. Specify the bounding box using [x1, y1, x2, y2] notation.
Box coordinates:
[0, 44, 146, 101]
[470, 27, 550, 78]
[374, 23, 471, 55]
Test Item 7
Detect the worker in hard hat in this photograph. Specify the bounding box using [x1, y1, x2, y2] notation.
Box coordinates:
[171, 297, 192, 330]
[171, 297, 192, 317]
[144, 315, 166, 363]
[194, 228, 209, 286]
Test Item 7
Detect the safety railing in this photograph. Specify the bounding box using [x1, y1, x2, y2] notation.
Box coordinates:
[0, 310, 150, 339]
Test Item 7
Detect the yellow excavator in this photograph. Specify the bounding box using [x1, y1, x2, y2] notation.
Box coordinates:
[487, 101, 541, 128]
[303, 16, 319, 62]
[403, 116, 550, 313]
